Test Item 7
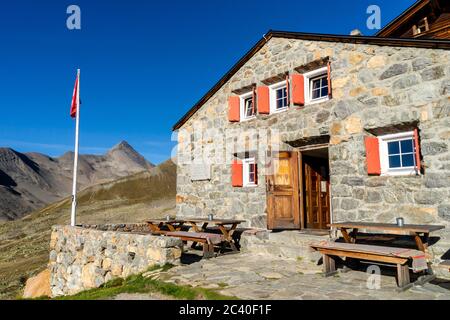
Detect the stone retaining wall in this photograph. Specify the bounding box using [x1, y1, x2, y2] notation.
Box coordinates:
[48, 225, 183, 297]
[79, 223, 150, 233]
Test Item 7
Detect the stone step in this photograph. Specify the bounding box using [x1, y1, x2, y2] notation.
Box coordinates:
[241, 230, 330, 247]
[240, 230, 329, 262]
[241, 242, 322, 261]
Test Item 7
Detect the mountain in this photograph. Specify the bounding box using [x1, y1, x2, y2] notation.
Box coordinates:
[0, 159, 176, 299]
[0, 141, 154, 221]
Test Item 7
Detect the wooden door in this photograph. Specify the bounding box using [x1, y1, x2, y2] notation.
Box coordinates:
[304, 157, 330, 229]
[266, 151, 300, 230]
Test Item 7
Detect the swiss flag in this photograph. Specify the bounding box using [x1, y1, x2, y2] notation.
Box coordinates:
[70, 73, 79, 118]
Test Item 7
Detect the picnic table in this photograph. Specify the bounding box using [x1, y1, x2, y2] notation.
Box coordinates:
[146, 217, 245, 253]
[319, 222, 445, 288]
[181, 217, 246, 252]
[146, 218, 186, 234]
[329, 222, 445, 254]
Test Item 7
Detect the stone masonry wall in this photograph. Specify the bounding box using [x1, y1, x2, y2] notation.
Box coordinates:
[48, 225, 183, 297]
[176, 37, 450, 263]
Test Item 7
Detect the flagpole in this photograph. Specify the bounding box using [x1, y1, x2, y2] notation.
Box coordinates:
[71, 69, 80, 227]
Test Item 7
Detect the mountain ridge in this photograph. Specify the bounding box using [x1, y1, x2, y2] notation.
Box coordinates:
[0, 141, 154, 221]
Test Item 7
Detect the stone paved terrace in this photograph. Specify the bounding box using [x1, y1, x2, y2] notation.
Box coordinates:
[154, 253, 450, 300]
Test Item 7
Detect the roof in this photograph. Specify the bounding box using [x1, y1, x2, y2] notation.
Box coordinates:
[172, 30, 450, 131]
[376, 0, 428, 37]
[376, 0, 450, 39]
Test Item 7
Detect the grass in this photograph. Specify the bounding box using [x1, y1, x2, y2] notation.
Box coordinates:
[76, 160, 176, 204]
[52, 266, 238, 300]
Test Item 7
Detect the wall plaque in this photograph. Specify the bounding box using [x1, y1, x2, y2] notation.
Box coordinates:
[190, 163, 211, 181]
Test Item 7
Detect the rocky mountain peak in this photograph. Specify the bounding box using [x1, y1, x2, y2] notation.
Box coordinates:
[106, 141, 154, 170]
[110, 140, 133, 151]
[0, 141, 155, 221]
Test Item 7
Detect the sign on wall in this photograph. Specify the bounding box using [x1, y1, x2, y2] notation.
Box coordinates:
[190, 163, 211, 181]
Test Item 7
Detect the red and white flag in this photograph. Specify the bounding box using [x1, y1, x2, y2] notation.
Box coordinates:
[70, 73, 79, 118]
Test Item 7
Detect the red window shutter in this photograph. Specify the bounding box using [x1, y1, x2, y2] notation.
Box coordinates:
[327, 61, 332, 98]
[364, 137, 381, 175]
[228, 96, 240, 122]
[254, 163, 258, 185]
[413, 128, 421, 174]
[291, 74, 305, 106]
[257, 86, 270, 114]
[231, 159, 243, 187]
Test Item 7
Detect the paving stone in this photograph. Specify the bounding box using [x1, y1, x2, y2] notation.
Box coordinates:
[259, 271, 284, 280]
[163, 253, 450, 300]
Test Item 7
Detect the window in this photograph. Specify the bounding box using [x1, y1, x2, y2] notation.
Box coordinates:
[244, 97, 254, 118]
[269, 81, 289, 113]
[240, 92, 256, 121]
[310, 74, 329, 100]
[304, 67, 329, 104]
[387, 140, 415, 168]
[413, 17, 429, 36]
[243, 157, 257, 187]
[379, 131, 418, 176]
[275, 87, 288, 110]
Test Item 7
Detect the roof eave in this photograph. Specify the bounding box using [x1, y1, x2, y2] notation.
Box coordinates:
[375, 0, 428, 37]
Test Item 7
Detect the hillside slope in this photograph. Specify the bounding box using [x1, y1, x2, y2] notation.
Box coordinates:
[0, 159, 176, 299]
[0, 141, 154, 221]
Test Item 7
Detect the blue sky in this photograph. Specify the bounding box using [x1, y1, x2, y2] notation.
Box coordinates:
[0, 0, 414, 164]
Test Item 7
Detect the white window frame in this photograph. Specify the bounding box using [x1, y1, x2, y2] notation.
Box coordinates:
[378, 131, 418, 176]
[239, 91, 256, 122]
[242, 157, 257, 187]
[269, 80, 289, 114]
[304, 66, 329, 105]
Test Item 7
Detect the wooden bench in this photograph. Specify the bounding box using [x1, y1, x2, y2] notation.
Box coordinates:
[439, 260, 450, 271]
[166, 231, 224, 258]
[310, 242, 428, 290]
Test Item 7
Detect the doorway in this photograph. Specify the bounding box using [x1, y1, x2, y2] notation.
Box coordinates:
[300, 148, 331, 230]
[266, 147, 331, 230]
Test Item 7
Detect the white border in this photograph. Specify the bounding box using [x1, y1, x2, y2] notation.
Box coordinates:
[269, 80, 288, 114]
[378, 131, 418, 176]
[303, 66, 329, 105]
[242, 157, 257, 187]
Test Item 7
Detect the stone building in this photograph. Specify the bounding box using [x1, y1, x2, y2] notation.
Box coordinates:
[172, 23, 450, 261]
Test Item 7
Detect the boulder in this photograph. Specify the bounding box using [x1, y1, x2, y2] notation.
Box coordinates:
[23, 269, 51, 299]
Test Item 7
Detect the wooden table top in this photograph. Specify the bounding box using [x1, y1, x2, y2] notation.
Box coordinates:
[181, 217, 246, 225]
[146, 219, 185, 224]
[329, 221, 445, 234]
[146, 218, 246, 225]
